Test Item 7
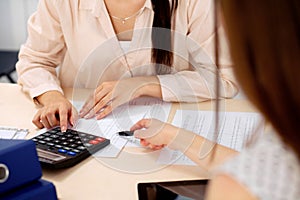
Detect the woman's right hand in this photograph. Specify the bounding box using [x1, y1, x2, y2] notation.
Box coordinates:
[32, 91, 78, 132]
[130, 119, 179, 150]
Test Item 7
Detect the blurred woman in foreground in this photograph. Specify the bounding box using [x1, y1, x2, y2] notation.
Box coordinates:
[131, 0, 300, 199]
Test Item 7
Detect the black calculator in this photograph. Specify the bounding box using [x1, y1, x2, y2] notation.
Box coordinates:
[31, 127, 110, 169]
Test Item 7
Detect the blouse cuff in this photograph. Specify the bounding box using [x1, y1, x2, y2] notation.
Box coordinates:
[26, 83, 64, 100]
[157, 74, 181, 102]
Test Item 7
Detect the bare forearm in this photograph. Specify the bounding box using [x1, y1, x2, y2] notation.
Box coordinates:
[171, 129, 238, 170]
[187, 136, 237, 170]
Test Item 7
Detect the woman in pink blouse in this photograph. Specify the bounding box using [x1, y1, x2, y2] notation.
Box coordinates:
[16, 0, 238, 131]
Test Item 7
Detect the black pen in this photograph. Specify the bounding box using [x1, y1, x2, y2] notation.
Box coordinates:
[117, 131, 134, 137]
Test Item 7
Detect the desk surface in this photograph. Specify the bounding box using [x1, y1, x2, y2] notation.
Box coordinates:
[0, 83, 256, 199]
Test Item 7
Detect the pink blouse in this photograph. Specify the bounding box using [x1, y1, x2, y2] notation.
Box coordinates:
[16, 0, 238, 102]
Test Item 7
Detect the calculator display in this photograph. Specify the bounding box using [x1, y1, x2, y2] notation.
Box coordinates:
[37, 149, 66, 161]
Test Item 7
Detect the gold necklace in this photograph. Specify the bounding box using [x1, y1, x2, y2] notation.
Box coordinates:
[109, 8, 142, 24]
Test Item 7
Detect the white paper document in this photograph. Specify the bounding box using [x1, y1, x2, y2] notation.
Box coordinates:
[157, 110, 264, 165]
[0, 127, 28, 139]
[72, 97, 171, 157]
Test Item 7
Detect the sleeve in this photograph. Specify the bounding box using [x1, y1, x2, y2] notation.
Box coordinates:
[16, 0, 66, 99]
[158, 0, 239, 102]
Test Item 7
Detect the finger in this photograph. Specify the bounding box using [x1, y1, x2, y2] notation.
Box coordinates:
[133, 121, 155, 139]
[83, 109, 96, 119]
[135, 128, 160, 140]
[130, 119, 151, 131]
[69, 107, 79, 127]
[148, 144, 158, 150]
[80, 84, 110, 115]
[32, 112, 44, 129]
[46, 113, 59, 128]
[152, 145, 164, 150]
[59, 109, 69, 132]
[95, 85, 103, 94]
[40, 115, 51, 129]
[80, 90, 110, 119]
[96, 105, 113, 120]
[93, 95, 112, 115]
[140, 139, 150, 147]
[134, 119, 167, 139]
[94, 86, 110, 103]
[79, 95, 94, 117]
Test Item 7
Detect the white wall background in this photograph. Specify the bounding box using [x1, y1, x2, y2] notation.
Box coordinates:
[0, 0, 38, 51]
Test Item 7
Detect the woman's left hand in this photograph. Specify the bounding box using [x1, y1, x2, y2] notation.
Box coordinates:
[79, 77, 161, 119]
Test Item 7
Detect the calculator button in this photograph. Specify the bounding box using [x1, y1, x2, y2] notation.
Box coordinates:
[61, 142, 69, 146]
[44, 137, 53, 141]
[70, 144, 77, 148]
[69, 130, 77, 134]
[50, 135, 59, 138]
[58, 149, 67, 154]
[67, 151, 76, 156]
[82, 138, 89, 142]
[43, 133, 51, 136]
[37, 135, 45, 139]
[95, 137, 105, 142]
[47, 143, 55, 146]
[76, 141, 83, 145]
[60, 137, 67, 140]
[48, 130, 58, 134]
[77, 146, 86, 150]
[63, 147, 71, 151]
[53, 140, 60, 144]
[48, 147, 56, 151]
[79, 133, 86, 137]
[84, 143, 93, 147]
[39, 140, 46, 144]
[89, 140, 100, 145]
[68, 139, 75, 143]
[72, 149, 80, 153]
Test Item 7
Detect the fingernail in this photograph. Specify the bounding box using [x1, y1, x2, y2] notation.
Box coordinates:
[96, 113, 104, 120]
[61, 126, 67, 132]
[79, 112, 84, 118]
[84, 113, 91, 119]
[72, 120, 77, 127]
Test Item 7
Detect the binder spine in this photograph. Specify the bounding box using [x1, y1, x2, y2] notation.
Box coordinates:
[0, 139, 42, 194]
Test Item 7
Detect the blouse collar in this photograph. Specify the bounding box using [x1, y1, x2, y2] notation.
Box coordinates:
[79, 0, 153, 18]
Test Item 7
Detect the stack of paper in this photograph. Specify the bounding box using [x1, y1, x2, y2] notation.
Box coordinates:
[0, 127, 28, 139]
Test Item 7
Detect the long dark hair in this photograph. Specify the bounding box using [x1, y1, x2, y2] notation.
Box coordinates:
[220, 0, 300, 159]
[151, 0, 178, 74]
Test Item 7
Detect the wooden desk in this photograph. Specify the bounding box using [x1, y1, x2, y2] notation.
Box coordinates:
[0, 83, 256, 199]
